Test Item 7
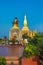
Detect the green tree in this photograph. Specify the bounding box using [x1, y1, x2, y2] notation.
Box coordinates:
[22, 33, 28, 40]
[23, 43, 38, 58]
[38, 33, 43, 64]
[27, 37, 32, 43]
[32, 33, 42, 46]
[0, 56, 6, 65]
[0, 39, 3, 43]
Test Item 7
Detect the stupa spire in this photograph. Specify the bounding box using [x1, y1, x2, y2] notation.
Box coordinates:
[24, 14, 27, 26]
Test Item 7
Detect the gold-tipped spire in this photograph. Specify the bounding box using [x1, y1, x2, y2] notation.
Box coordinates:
[24, 14, 27, 26]
[12, 17, 19, 29]
[22, 14, 29, 34]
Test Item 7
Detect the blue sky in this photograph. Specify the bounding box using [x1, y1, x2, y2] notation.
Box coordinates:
[0, 0, 43, 38]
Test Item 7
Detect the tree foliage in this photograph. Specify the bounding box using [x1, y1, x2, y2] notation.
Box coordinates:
[23, 33, 43, 58]
[0, 56, 6, 65]
[23, 43, 38, 58]
[22, 33, 28, 40]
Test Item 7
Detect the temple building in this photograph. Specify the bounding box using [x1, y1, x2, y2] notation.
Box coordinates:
[9, 15, 36, 42]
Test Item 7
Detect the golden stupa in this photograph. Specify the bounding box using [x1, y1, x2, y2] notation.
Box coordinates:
[22, 15, 29, 35]
[11, 18, 19, 29]
[9, 15, 36, 41]
[9, 17, 20, 40]
[21, 15, 36, 38]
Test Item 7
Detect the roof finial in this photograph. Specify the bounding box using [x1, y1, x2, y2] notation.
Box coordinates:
[24, 14, 27, 26]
